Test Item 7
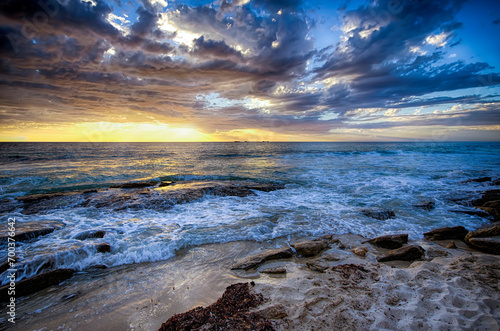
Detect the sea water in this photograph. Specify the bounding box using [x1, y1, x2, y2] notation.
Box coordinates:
[0, 142, 499, 283]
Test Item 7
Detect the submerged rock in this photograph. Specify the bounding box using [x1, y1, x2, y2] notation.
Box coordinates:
[74, 230, 105, 240]
[0, 221, 64, 244]
[291, 240, 329, 257]
[361, 208, 396, 220]
[464, 224, 500, 254]
[414, 201, 436, 211]
[97, 243, 111, 253]
[158, 282, 273, 331]
[0, 269, 75, 302]
[464, 177, 492, 183]
[423, 226, 469, 241]
[364, 234, 408, 249]
[110, 180, 159, 189]
[377, 245, 425, 262]
[231, 247, 293, 270]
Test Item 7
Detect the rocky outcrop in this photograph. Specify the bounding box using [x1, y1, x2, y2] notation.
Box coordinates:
[471, 190, 500, 221]
[74, 230, 105, 240]
[97, 243, 111, 253]
[110, 180, 159, 189]
[423, 226, 469, 241]
[364, 234, 408, 249]
[464, 224, 500, 254]
[158, 282, 273, 331]
[0, 221, 64, 244]
[306, 261, 329, 273]
[291, 240, 329, 257]
[260, 267, 286, 274]
[377, 245, 425, 262]
[414, 201, 436, 211]
[0, 269, 75, 302]
[16, 180, 285, 214]
[231, 247, 293, 270]
[464, 177, 492, 183]
[361, 208, 396, 220]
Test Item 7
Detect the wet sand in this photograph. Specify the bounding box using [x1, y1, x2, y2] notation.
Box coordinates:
[2, 235, 499, 330]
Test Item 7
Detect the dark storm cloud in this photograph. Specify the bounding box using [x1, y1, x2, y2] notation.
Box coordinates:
[0, 0, 499, 138]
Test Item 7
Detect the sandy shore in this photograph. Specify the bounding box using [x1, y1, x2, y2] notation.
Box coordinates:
[2, 234, 499, 330]
[252, 236, 500, 330]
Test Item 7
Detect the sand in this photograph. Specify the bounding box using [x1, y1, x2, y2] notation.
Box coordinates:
[251, 238, 500, 330]
[2, 236, 499, 330]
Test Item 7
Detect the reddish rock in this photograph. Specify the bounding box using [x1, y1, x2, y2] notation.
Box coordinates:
[423, 226, 469, 241]
[465, 224, 500, 254]
[377, 245, 425, 262]
[291, 240, 329, 257]
[364, 234, 408, 249]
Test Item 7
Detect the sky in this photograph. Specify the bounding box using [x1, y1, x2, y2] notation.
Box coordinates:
[0, 0, 499, 142]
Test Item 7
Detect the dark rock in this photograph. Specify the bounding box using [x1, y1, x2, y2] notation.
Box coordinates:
[450, 209, 491, 218]
[158, 282, 273, 331]
[464, 224, 500, 254]
[74, 230, 105, 240]
[260, 267, 286, 274]
[377, 245, 425, 262]
[414, 201, 436, 211]
[0, 221, 64, 245]
[364, 234, 408, 249]
[231, 247, 293, 270]
[88, 264, 108, 269]
[426, 247, 450, 259]
[361, 208, 396, 220]
[291, 240, 329, 257]
[306, 261, 329, 273]
[472, 189, 500, 208]
[476, 206, 500, 221]
[0, 257, 17, 274]
[446, 241, 457, 249]
[97, 243, 111, 253]
[423, 226, 469, 241]
[464, 177, 492, 183]
[110, 180, 159, 189]
[15, 192, 67, 203]
[467, 238, 500, 255]
[0, 269, 75, 302]
[159, 181, 175, 187]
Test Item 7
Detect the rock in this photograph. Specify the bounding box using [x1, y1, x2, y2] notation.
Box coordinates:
[0, 221, 64, 245]
[363, 234, 408, 249]
[231, 247, 293, 270]
[306, 261, 329, 273]
[464, 224, 500, 254]
[476, 206, 500, 221]
[159, 181, 175, 187]
[254, 304, 288, 319]
[467, 238, 500, 255]
[0, 269, 75, 302]
[110, 180, 159, 189]
[450, 209, 491, 218]
[414, 201, 436, 211]
[472, 189, 500, 208]
[291, 240, 329, 257]
[260, 267, 286, 274]
[426, 247, 450, 259]
[423, 226, 469, 241]
[0, 257, 17, 274]
[377, 245, 425, 262]
[74, 230, 105, 240]
[97, 243, 111, 253]
[464, 177, 492, 183]
[446, 241, 457, 249]
[361, 208, 396, 220]
[351, 247, 368, 257]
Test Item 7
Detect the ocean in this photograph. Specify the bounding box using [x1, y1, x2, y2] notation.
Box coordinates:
[1, 142, 499, 284]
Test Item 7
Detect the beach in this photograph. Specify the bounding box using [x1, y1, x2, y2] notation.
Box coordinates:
[0, 142, 499, 330]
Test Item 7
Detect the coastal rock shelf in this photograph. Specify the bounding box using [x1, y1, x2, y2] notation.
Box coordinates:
[12, 180, 285, 214]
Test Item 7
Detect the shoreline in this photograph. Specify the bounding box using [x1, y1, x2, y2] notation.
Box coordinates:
[2, 231, 499, 330]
